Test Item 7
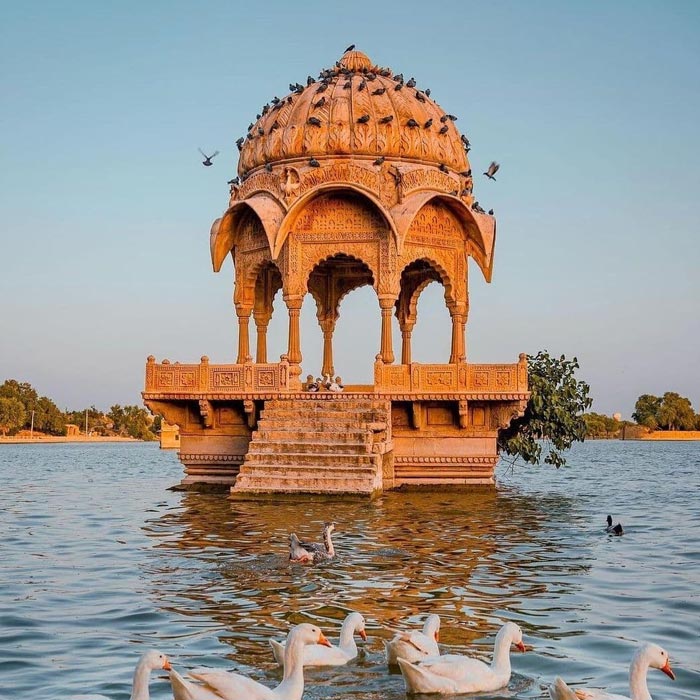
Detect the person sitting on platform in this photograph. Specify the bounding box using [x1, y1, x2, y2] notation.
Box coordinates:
[323, 374, 333, 390]
[329, 376, 344, 392]
[305, 375, 320, 392]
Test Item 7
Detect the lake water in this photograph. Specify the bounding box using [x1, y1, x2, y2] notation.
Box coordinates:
[0, 440, 698, 699]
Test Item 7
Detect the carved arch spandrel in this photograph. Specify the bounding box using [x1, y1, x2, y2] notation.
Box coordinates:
[272, 185, 398, 260]
[232, 213, 276, 308]
[399, 244, 460, 306]
[391, 192, 495, 282]
[211, 194, 285, 272]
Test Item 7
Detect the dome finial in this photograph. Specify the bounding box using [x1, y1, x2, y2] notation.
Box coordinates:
[339, 48, 372, 72]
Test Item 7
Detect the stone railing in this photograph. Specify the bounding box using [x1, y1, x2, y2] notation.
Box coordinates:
[144, 355, 291, 395]
[373, 353, 528, 395]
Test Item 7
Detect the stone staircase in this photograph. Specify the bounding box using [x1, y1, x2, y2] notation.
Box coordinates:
[230, 398, 390, 498]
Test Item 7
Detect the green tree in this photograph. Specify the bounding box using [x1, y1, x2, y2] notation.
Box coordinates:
[34, 396, 66, 435]
[497, 351, 592, 468]
[657, 392, 696, 431]
[0, 380, 39, 429]
[0, 397, 26, 435]
[108, 404, 156, 440]
[582, 412, 620, 438]
[632, 394, 662, 429]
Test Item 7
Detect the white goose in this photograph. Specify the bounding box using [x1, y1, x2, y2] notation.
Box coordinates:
[548, 642, 675, 700]
[270, 612, 366, 667]
[385, 613, 441, 665]
[70, 650, 171, 700]
[398, 621, 526, 695]
[169, 623, 330, 700]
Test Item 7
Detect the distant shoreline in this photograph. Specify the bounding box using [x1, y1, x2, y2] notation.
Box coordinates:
[0, 436, 143, 445]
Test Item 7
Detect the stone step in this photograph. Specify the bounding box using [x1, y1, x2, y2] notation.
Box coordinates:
[242, 454, 374, 472]
[252, 429, 369, 442]
[256, 417, 374, 431]
[233, 474, 378, 492]
[259, 408, 379, 422]
[249, 440, 368, 455]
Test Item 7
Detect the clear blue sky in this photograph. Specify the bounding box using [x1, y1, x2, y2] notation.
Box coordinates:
[1, 0, 698, 417]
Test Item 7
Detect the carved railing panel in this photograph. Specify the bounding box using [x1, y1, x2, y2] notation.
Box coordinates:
[374, 355, 527, 395]
[145, 356, 290, 395]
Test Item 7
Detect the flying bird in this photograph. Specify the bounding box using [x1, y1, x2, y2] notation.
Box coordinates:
[484, 161, 500, 180]
[198, 148, 219, 166]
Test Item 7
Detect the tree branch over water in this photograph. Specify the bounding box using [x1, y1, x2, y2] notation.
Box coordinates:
[498, 351, 592, 468]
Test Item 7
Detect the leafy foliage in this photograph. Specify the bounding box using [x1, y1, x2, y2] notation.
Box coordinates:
[108, 404, 157, 441]
[0, 397, 26, 435]
[0, 378, 158, 439]
[582, 412, 621, 438]
[632, 391, 697, 431]
[497, 351, 592, 468]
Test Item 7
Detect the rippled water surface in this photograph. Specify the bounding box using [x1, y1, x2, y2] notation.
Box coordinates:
[1, 441, 698, 699]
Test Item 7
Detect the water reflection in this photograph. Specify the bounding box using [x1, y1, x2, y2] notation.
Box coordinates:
[141, 485, 592, 693]
[1, 442, 698, 699]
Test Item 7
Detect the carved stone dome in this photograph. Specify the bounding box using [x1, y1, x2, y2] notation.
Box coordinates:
[237, 50, 470, 177]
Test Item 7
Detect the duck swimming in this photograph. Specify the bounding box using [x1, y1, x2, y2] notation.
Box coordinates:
[398, 621, 526, 695]
[385, 614, 440, 665]
[270, 612, 366, 667]
[289, 522, 335, 563]
[548, 642, 674, 700]
[606, 515, 624, 536]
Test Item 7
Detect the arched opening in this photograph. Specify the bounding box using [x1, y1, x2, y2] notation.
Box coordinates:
[251, 261, 283, 364]
[396, 258, 456, 365]
[301, 253, 376, 385]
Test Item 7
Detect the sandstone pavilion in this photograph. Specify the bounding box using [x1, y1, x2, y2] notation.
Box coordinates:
[143, 49, 529, 498]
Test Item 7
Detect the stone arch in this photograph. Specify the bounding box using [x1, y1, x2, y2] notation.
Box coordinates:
[272, 184, 398, 260]
[392, 191, 494, 282]
[211, 193, 285, 272]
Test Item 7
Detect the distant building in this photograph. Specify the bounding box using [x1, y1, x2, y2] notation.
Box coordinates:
[65, 423, 80, 437]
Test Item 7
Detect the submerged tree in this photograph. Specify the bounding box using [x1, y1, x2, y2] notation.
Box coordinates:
[497, 351, 592, 468]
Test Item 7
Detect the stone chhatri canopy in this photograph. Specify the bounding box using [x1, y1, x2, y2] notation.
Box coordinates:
[144, 49, 528, 497]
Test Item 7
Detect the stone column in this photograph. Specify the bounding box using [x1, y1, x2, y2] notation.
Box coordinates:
[320, 318, 336, 377]
[253, 311, 270, 364]
[449, 304, 467, 364]
[401, 327, 413, 365]
[236, 308, 251, 364]
[285, 295, 303, 365]
[378, 295, 396, 365]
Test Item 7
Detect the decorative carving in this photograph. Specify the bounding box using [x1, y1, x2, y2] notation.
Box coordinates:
[458, 399, 469, 428]
[243, 399, 257, 429]
[280, 166, 300, 203]
[198, 399, 214, 428]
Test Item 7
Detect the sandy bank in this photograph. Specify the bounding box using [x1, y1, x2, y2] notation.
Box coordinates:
[0, 435, 143, 445]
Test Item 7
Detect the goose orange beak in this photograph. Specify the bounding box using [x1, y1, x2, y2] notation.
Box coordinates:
[359, 629, 367, 641]
[516, 641, 526, 652]
[162, 658, 172, 671]
[318, 632, 332, 648]
[660, 660, 675, 680]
